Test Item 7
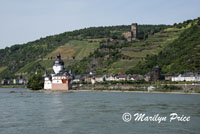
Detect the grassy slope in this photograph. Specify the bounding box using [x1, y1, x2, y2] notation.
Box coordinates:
[2, 18, 198, 77]
[47, 40, 99, 59]
[127, 19, 200, 74]
[107, 60, 140, 74]
[16, 40, 99, 75]
[0, 23, 171, 78]
[67, 21, 196, 75]
[122, 28, 183, 58]
[105, 27, 185, 74]
[16, 59, 76, 75]
[0, 66, 7, 73]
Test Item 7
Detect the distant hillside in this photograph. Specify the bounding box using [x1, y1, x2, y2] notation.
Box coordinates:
[47, 40, 99, 59]
[127, 18, 200, 74]
[0, 24, 169, 78]
[67, 19, 200, 75]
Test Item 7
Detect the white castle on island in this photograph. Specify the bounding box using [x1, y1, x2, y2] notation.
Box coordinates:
[44, 53, 72, 90]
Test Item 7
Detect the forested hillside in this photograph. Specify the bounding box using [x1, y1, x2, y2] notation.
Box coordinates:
[127, 19, 200, 74]
[3, 17, 200, 78]
[1, 17, 199, 78]
[68, 18, 200, 75]
[0, 24, 169, 78]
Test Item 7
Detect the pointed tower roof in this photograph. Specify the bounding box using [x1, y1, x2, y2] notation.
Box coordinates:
[57, 53, 61, 60]
[54, 53, 64, 66]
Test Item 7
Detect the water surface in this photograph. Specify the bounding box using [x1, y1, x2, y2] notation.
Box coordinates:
[0, 88, 200, 134]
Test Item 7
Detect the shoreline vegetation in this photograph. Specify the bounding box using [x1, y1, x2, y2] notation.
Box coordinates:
[1, 83, 200, 94]
[0, 85, 26, 88]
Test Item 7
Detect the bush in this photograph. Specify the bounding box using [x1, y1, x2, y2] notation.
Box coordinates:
[27, 73, 44, 90]
[161, 85, 182, 90]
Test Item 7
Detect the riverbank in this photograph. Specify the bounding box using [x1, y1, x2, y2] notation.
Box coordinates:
[2, 83, 200, 94]
[77, 83, 200, 93]
[74, 89, 200, 95]
[0, 85, 26, 88]
[24, 89, 200, 95]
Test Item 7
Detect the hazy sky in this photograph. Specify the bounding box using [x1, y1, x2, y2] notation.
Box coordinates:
[0, 0, 200, 49]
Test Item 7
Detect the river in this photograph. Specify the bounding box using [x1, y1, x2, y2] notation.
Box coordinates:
[0, 88, 200, 134]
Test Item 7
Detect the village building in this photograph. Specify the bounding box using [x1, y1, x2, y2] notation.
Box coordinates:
[127, 74, 144, 81]
[84, 77, 92, 83]
[171, 72, 200, 82]
[105, 75, 116, 81]
[144, 66, 163, 81]
[18, 79, 26, 84]
[0, 78, 27, 85]
[13, 79, 17, 84]
[94, 75, 105, 83]
[1, 79, 7, 85]
[144, 72, 153, 81]
[127, 75, 135, 81]
[91, 78, 95, 84]
[44, 53, 72, 90]
[7, 79, 12, 85]
[72, 75, 81, 83]
[164, 75, 174, 81]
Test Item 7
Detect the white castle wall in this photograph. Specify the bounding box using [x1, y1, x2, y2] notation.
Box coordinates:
[44, 77, 71, 90]
[44, 77, 52, 89]
[52, 76, 67, 84]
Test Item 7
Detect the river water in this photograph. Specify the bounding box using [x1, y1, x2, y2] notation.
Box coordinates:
[0, 88, 200, 134]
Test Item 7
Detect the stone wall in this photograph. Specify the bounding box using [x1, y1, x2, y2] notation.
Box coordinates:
[123, 23, 138, 41]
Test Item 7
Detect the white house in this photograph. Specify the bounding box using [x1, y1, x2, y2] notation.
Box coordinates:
[95, 76, 104, 82]
[171, 73, 200, 82]
[105, 75, 117, 81]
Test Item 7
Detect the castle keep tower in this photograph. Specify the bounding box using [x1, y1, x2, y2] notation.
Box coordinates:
[131, 23, 137, 40]
[123, 23, 138, 41]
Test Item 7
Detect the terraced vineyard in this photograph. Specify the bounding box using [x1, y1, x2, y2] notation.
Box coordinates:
[107, 27, 186, 74]
[0, 18, 199, 78]
[122, 28, 184, 58]
[47, 40, 99, 59]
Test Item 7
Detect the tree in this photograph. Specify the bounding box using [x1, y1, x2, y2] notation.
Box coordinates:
[27, 73, 44, 90]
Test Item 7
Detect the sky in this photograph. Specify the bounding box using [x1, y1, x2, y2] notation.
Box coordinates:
[0, 0, 200, 49]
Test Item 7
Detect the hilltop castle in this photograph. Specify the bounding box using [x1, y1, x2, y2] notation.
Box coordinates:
[123, 23, 138, 41]
[44, 53, 72, 90]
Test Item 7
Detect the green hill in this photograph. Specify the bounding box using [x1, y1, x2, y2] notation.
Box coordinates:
[2, 18, 200, 78]
[108, 26, 184, 74]
[127, 19, 200, 74]
[67, 19, 200, 75]
[0, 24, 169, 78]
[47, 40, 99, 59]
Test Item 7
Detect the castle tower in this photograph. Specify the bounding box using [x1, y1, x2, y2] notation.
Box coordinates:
[153, 66, 161, 81]
[131, 23, 137, 40]
[53, 53, 64, 74]
[44, 53, 72, 90]
[122, 23, 138, 41]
